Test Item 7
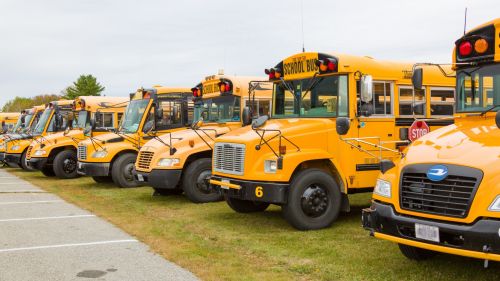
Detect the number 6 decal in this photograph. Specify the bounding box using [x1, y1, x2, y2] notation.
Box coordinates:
[255, 186, 263, 198]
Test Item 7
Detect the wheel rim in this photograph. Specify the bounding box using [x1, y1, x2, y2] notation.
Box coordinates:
[300, 184, 329, 218]
[123, 162, 135, 182]
[63, 158, 77, 174]
[195, 170, 213, 194]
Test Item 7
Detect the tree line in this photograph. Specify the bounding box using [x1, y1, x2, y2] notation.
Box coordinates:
[2, 74, 105, 112]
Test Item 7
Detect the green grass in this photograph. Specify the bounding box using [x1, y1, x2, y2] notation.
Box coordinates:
[7, 168, 500, 280]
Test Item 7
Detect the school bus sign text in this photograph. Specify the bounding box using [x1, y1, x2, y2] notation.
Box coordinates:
[282, 53, 319, 80]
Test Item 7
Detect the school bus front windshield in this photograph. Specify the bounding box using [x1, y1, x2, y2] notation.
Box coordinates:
[272, 75, 348, 118]
[198, 95, 241, 122]
[33, 109, 52, 134]
[457, 64, 500, 112]
[119, 99, 150, 133]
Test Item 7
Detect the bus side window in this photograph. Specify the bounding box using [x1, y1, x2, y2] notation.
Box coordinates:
[399, 86, 426, 116]
[430, 88, 455, 116]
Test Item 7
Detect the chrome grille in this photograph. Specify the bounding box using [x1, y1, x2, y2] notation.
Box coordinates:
[78, 145, 87, 161]
[137, 151, 154, 170]
[213, 143, 245, 175]
[400, 165, 482, 218]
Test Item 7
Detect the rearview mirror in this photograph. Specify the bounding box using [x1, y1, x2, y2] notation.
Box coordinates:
[156, 106, 164, 120]
[496, 110, 500, 129]
[171, 107, 177, 123]
[251, 115, 268, 129]
[191, 118, 203, 130]
[360, 75, 373, 103]
[242, 107, 251, 126]
[336, 117, 350, 136]
[143, 120, 154, 134]
[90, 118, 96, 130]
[412, 68, 423, 90]
[55, 114, 64, 131]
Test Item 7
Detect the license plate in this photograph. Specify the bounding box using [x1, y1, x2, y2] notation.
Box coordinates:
[219, 179, 230, 189]
[415, 223, 439, 242]
[78, 162, 82, 169]
[137, 174, 144, 182]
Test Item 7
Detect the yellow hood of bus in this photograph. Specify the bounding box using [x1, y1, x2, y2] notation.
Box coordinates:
[403, 115, 500, 169]
[30, 130, 84, 155]
[216, 118, 333, 148]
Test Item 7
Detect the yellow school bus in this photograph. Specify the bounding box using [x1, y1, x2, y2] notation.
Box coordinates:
[0, 112, 20, 134]
[26, 96, 129, 178]
[4, 100, 73, 169]
[77, 86, 193, 187]
[0, 107, 43, 163]
[362, 18, 500, 264]
[134, 74, 272, 203]
[209, 52, 455, 230]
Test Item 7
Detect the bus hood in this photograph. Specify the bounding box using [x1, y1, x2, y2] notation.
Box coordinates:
[145, 126, 231, 151]
[403, 115, 500, 170]
[215, 118, 334, 150]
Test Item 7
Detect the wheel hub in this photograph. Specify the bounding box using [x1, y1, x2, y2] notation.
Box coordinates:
[124, 163, 135, 182]
[63, 158, 77, 174]
[196, 170, 212, 194]
[301, 185, 329, 217]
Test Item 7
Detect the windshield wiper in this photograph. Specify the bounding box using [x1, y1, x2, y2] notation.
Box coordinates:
[480, 105, 500, 116]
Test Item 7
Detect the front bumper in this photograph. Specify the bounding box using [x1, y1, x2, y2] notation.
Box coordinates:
[77, 161, 110, 176]
[210, 176, 289, 204]
[363, 201, 500, 261]
[4, 153, 21, 166]
[28, 157, 49, 170]
[134, 169, 182, 190]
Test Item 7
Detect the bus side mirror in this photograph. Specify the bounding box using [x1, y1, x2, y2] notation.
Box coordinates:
[360, 75, 373, 103]
[412, 68, 423, 90]
[156, 106, 164, 120]
[171, 107, 177, 123]
[55, 114, 64, 131]
[242, 107, 251, 126]
[143, 120, 154, 134]
[336, 117, 350, 136]
[496, 110, 500, 129]
[251, 115, 268, 129]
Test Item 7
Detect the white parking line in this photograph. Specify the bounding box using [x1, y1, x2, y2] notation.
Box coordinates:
[0, 214, 95, 222]
[0, 200, 63, 205]
[0, 191, 46, 193]
[0, 239, 138, 253]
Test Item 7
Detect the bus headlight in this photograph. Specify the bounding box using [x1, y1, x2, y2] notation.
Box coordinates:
[34, 150, 47, 156]
[264, 160, 277, 173]
[488, 196, 500, 212]
[157, 158, 180, 167]
[92, 150, 108, 158]
[11, 145, 20, 151]
[0, 143, 5, 150]
[374, 179, 392, 198]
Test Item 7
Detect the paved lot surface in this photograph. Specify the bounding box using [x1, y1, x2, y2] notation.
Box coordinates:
[0, 169, 198, 281]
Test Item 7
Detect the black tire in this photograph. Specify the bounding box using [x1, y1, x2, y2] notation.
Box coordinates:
[20, 150, 35, 171]
[282, 169, 341, 230]
[111, 153, 140, 188]
[41, 165, 56, 177]
[92, 176, 113, 183]
[153, 188, 183, 196]
[226, 196, 270, 213]
[182, 158, 222, 203]
[53, 150, 79, 179]
[398, 244, 437, 260]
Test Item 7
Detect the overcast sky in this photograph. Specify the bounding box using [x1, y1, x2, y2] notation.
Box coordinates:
[0, 0, 498, 108]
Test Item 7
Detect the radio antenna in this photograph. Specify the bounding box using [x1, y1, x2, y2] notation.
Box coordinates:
[463, 7, 468, 35]
[300, 0, 305, 52]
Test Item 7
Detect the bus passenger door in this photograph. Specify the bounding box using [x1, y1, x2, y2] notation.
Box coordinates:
[351, 81, 396, 189]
